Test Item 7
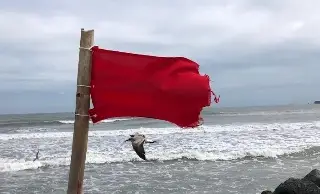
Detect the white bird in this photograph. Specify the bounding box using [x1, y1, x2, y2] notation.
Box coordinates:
[125, 133, 156, 160]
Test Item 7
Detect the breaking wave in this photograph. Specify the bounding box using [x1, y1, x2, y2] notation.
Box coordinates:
[58, 118, 131, 124]
[214, 110, 319, 116]
[0, 118, 133, 128]
[1, 146, 319, 172]
[1, 121, 319, 141]
[1, 121, 320, 172]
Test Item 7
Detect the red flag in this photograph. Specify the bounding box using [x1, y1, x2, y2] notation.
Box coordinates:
[88, 46, 217, 128]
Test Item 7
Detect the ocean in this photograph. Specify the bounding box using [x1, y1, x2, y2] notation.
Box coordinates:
[0, 104, 320, 194]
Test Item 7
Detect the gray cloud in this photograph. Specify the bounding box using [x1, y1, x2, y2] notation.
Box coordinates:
[0, 0, 319, 113]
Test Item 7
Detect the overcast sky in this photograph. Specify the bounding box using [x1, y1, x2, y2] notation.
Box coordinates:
[1, 0, 319, 114]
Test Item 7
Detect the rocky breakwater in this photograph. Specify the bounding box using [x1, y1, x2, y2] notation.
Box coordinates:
[261, 169, 320, 194]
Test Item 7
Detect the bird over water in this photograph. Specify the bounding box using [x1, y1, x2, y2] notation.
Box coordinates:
[125, 133, 157, 160]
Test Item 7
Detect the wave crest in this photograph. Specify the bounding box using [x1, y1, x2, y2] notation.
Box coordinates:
[1, 146, 319, 172]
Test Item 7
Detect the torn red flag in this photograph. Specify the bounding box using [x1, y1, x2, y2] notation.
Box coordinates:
[88, 46, 218, 128]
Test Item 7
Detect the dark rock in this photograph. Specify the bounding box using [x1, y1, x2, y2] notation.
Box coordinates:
[302, 169, 320, 187]
[273, 178, 320, 194]
[261, 169, 320, 194]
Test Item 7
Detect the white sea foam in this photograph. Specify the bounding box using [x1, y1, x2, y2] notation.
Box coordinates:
[0, 146, 315, 172]
[0, 158, 44, 172]
[15, 127, 56, 133]
[218, 110, 319, 116]
[1, 121, 320, 172]
[58, 118, 132, 124]
[0, 121, 319, 141]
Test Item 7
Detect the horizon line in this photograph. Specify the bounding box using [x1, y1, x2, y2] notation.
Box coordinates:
[0, 102, 313, 116]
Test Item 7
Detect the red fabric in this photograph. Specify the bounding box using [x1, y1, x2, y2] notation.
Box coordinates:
[88, 46, 217, 128]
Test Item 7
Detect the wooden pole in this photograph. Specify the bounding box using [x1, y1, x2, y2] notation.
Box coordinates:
[67, 28, 94, 194]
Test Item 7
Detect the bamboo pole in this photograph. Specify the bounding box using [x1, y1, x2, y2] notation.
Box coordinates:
[67, 28, 94, 194]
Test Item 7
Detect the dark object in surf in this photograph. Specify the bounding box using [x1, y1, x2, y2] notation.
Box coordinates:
[314, 101, 320, 104]
[33, 150, 39, 162]
[261, 169, 320, 194]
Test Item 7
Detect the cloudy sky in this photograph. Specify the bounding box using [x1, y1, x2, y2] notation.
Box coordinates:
[1, 0, 319, 114]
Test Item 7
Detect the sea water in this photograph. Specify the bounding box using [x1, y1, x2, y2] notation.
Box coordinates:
[0, 104, 320, 194]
